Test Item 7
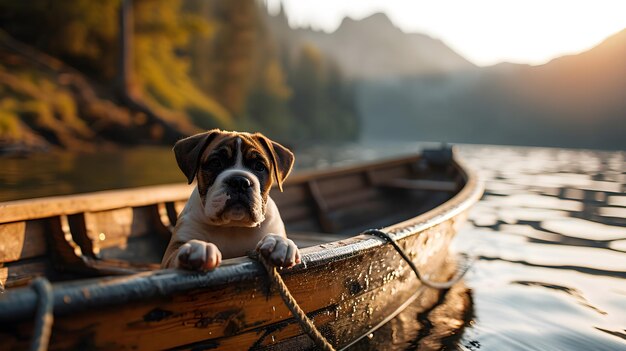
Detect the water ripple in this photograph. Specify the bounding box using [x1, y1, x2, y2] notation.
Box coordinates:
[456, 145, 626, 351]
[1, 143, 624, 350]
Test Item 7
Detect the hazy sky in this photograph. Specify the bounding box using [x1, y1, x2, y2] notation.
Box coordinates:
[266, 0, 626, 67]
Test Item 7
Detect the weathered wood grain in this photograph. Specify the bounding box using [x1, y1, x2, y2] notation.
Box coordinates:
[0, 150, 483, 350]
[0, 184, 194, 224]
[0, 218, 460, 350]
[380, 179, 459, 192]
[0, 220, 47, 263]
[0, 155, 422, 225]
[0, 258, 53, 289]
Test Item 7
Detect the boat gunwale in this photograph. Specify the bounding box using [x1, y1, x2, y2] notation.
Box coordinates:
[0, 154, 423, 224]
[0, 152, 483, 326]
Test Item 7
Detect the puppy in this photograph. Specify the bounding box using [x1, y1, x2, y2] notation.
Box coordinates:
[161, 129, 300, 270]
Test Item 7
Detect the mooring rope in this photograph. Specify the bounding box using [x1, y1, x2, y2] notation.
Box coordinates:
[255, 253, 336, 351]
[29, 277, 54, 351]
[363, 229, 472, 290]
[252, 228, 471, 350]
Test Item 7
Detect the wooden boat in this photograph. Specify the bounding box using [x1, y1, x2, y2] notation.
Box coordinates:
[0, 147, 482, 350]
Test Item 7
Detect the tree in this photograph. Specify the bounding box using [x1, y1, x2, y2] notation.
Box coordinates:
[286, 43, 359, 141]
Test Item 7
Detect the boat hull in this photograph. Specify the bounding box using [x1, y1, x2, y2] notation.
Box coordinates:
[0, 150, 483, 350]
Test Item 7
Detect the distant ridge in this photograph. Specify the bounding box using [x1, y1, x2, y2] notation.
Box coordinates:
[266, 7, 626, 149]
[508, 27, 626, 120]
[356, 26, 626, 150]
[266, 11, 474, 79]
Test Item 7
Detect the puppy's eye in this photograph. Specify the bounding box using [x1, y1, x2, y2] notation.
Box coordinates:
[253, 161, 266, 172]
[205, 158, 222, 169]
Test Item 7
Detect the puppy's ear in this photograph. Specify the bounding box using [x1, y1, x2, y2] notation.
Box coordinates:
[173, 129, 221, 184]
[256, 134, 295, 192]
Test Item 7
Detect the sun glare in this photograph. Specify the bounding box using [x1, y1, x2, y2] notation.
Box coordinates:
[267, 0, 626, 66]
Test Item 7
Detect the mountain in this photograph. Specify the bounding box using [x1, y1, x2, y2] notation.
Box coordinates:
[508, 28, 626, 121]
[267, 11, 474, 79]
[266, 10, 626, 149]
[2, 3, 622, 153]
[267, 9, 625, 149]
[355, 28, 626, 150]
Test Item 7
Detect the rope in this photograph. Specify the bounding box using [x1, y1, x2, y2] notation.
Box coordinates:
[251, 228, 471, 350]
[255, 254, 336, 351]
[30, 277, 54, 351]
[363, 229, 472, 290]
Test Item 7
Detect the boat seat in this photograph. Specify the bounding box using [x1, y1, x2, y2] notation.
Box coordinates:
[377, 178, 459, 192]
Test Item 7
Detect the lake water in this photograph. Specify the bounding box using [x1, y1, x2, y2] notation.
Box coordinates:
[1, 143, 625, 350]
[453, 146, 625, 351]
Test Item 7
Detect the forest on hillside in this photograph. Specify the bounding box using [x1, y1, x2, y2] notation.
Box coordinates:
[0, 0, 359, 154]
[2, 1, 624, 154]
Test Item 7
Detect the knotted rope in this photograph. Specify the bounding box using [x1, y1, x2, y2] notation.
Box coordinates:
[255, 253, 336, 351]
[29, 277, 54, 351]
[363, 229, 472, 289]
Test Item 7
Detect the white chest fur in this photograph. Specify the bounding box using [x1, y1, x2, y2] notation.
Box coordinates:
[173, 188, 286, 259]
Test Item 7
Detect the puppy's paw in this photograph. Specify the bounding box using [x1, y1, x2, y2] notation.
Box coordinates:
[256, 234, 301, 268]
[176, 240, 222, 271]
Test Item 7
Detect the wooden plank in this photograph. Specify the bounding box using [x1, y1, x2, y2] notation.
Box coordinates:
[323, 188, 380, 210]
[47, 215, 91, 271]
[271, 183, 310, 208]
[285, 218, 323, 233]
[287, 231, 353, 248]
[26, 214, 154, 277]
[0, 156, 423, 225]
[0, 258, 55, 289]
[0, 152, 485, 350]
[0, 218, 458, 350]
[367, 165, 412, 185]
[82, 206, 154, 251]
[286, 155, 422, 185]
[64, 205, 171, 260]
[328, 199, 402, 233]
[96, 235, 168, 266]
[380, 179, 459, 192]
[307, 181, 334, 232]
[84, 208, 134, 253]
[0, 155, 424, 225]
[279, 204, 315, 223]
[0, 183, 194, 223]
[0, 220, 47, 263]
[316, 173, 368, 197]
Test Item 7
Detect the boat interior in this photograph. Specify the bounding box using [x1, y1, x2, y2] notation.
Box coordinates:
[0, 150, 462, 291]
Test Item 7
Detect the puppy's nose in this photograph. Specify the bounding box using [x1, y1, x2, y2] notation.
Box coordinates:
[226, 176, 252, 191]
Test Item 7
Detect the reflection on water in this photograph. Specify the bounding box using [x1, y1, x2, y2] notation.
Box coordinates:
[0, 144, 624, 350]
[0, 147, 181, 201]
[455, 146, 626, 351]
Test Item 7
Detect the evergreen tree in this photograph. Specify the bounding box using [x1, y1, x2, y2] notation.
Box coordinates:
[0, 0, 360, 150]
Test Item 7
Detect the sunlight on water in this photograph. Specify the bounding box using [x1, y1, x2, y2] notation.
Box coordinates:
[541, 217, 626, 240]
[455, 145, 626, 351]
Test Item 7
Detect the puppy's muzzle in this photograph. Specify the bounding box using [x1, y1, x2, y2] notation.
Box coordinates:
[225, 175, 252, 193]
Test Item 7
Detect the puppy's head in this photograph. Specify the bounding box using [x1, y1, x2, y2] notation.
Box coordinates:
[173, 129, 294, 227]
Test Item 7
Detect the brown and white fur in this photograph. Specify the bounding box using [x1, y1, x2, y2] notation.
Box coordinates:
[161, 129, 300, 271]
